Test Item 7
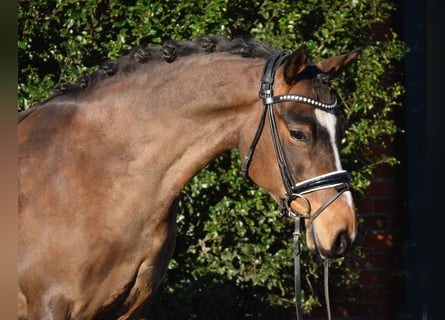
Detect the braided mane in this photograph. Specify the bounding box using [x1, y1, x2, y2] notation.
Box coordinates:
[54, 35, 277, 96]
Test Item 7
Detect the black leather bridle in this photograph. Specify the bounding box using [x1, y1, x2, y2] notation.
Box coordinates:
[241, 51, 352, 319]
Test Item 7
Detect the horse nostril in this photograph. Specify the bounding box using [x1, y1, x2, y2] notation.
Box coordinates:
[332, 231, 351, 257]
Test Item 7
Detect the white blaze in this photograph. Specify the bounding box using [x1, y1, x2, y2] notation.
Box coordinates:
[314, 109, 342, 170]
[314, 109, 355, 211]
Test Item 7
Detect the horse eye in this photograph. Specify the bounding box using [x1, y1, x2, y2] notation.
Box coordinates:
[290, 130, 308, 142]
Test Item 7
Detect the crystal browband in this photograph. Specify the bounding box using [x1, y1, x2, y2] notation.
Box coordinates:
[265, 94, 337, 110]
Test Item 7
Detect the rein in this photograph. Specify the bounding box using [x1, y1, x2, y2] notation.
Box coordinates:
[241, 52, 351, 319]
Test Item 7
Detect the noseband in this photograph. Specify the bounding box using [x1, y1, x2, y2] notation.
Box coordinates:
[241, 51, 351, 320]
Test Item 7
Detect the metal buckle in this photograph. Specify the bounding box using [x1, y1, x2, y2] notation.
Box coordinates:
[280, 193, 311, 219]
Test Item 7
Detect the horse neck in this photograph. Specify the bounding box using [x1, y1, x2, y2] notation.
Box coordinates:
[81, 54, 264, 199]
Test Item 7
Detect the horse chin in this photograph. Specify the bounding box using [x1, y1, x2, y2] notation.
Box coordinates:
[304, 228, 318, 254]
[306, 228, 335, 258]
[306, 224, 352, 259]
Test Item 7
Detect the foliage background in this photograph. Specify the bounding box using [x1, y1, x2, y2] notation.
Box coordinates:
[18, 0, 406, 318]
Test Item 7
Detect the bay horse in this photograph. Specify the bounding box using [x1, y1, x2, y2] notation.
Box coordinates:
[18, 35, 360, 319]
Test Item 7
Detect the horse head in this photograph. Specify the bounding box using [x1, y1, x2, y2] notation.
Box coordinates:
[241, 45, 361, 259]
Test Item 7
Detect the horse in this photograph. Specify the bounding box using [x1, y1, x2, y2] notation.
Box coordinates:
[18, 35, 360, 319]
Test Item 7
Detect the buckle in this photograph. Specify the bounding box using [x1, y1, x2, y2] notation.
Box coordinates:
[279, 193, 311, 219]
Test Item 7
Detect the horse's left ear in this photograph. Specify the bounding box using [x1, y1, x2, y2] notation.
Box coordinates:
[283, 45, 309, 84]
[315, 47, 362, 78]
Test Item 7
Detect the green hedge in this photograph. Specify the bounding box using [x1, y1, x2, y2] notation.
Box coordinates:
[18, 0, 406, 318]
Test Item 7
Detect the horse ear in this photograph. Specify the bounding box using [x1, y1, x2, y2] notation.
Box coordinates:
[315, 47, 362, 78]
[283, 45, 309, 84]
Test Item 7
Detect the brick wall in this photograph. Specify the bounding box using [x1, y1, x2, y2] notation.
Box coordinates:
[337, 143, 404, 319]
[305, 142, 405, 320]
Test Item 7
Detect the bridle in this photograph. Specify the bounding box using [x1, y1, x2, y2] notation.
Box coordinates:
[241, 51, 352, 319]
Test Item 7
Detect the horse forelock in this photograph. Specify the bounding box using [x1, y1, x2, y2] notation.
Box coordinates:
[52, 35, 277, 98]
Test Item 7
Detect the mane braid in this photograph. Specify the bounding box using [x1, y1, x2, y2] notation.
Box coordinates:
[52, 35, 277, 97]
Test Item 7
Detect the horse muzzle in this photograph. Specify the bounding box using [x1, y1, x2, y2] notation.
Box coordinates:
[278, 170, 356, 259]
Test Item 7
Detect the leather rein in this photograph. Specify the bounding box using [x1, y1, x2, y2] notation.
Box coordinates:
[241, 51, 351, 319]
